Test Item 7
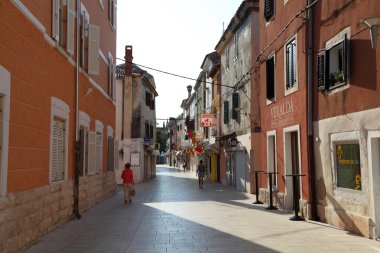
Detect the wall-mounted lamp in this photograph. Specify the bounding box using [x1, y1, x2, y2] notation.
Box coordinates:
[84, 87, 93, 97]
[362, 17, 380, 49]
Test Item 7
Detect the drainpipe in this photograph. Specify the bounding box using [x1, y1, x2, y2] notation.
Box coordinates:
[73, 0, 81, 219]
[307, 0, 317, 221]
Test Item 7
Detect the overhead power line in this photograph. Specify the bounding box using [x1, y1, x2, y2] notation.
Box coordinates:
[116, 57, 235, 88]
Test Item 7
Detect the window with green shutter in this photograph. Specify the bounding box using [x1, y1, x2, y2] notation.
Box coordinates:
[232, 92, 239, 120]
[223, 100, 229, 124]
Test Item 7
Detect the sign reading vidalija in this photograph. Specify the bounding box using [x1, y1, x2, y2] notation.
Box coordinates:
[200, 114, 215, 127]
[270, 99, 295, 128]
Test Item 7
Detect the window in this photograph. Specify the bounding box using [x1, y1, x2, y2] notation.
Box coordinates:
[52, 0, 75, 55]
[285, 38, 297, 90]
[80, 10, 89, 69]
[234, 33, 239, 61]
[336, 144, 361, 190]
[109, 0, 117, 30]
[264, 0, 274, 22]
[225, 46, 230, 71]
[88, 131, 96, 175]
[79, 127, 87, 176]
[317, 34, 349, 91]
[79, 5, 100, 75]
[108, 54, 116, 99]
[51, 117, 65, 182]
[232, 92, 239, 120]
[223, 100, 229, 124]
[266, 56, 275, 100]
[150, 124, 153, 139]
[146, 91, 151, 107]
[50, 98, 69, 183]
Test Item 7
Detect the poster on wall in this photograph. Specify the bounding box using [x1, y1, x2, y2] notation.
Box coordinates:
[131, 152, 140, 166]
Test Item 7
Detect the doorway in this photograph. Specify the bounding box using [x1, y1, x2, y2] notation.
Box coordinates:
[284, 125, 301, 210]
[369, 131, 380, 238]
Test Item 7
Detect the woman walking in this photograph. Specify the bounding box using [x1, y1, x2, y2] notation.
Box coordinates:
[197, 160, 206, 189]
[121, 163, 134, 203]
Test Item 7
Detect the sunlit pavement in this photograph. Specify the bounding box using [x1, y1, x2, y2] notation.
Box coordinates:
[24, 165, 380, 253]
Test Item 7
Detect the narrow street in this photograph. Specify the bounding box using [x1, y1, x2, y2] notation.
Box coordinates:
[25, 166, 380, 253]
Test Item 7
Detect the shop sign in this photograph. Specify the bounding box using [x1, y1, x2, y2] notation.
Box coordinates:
[195, 131, 204, 139]
[200, 114, 215, 127]
[270, 98, 294, 128]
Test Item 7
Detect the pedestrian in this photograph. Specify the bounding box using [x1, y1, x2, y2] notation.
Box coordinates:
[197, 160, 206, 189]
[121, 163, 134, 204]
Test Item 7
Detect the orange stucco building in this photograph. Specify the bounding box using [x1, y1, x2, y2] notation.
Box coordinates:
[0, 0, 117, 251]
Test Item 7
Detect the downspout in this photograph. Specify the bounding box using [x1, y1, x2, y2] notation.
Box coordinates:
[307, 0, 317, 221]
[73, 0, 81, 219]
[121, 79, 125, 141]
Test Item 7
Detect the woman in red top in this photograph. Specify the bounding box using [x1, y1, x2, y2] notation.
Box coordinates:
[121, 163, 134, 203]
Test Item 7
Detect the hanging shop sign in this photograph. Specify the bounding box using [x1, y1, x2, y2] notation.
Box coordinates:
[200, 114, 215, 127]
[195, 131, 204, 139]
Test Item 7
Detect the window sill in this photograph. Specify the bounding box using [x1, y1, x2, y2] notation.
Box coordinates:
[326, 83, 349, 95]
[266, 98, 275, 105]
[333, 186, 365, 202]
[285, 85, 297, 96]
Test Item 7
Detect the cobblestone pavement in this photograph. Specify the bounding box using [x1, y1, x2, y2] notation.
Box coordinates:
[24, 165, 380, 253]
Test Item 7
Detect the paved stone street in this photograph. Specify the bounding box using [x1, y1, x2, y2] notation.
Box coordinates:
[24, 165, 380, 253]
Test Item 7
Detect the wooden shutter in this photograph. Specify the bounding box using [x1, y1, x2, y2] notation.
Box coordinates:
[266, 57, 275, 99]
[114, 140, 119, 170]
[79, 127, 85, 176]
[88, 24, 100, 75]
[51, 118, 65, 181]
[108, 56, 113, 96]
[66, 0, 75, 55]
[223, 100, 229, 124]
[264, 0, 274, 21]
[88, 131, 96, 175]
[317, 51, 326, 90]
[52, 0, 60, 40]
[107, 137, 114, 171]
[112, 64, 116, 100]
[232, 92, 239, 120]
[112, 0, 117, 29]
[96, 133, 102, 173]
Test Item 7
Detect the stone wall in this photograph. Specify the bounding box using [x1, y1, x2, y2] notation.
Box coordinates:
[0, 172, 116, 253]
[79, 172, 116, 212]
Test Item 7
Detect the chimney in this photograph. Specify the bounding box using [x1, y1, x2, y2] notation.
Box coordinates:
[186, 85, 192, 98]
[124, 45, 133, 77]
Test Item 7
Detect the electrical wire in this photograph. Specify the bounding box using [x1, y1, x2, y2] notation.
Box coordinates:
[116, 57, 235, 88]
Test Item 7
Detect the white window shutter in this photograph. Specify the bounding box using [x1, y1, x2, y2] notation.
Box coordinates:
[52, 0, 60, 41]
[114, 140, 119, 170]
[88, 24, 100, 75]
[88, 131, 96, 175]
[52, 119, 65, 181]
[66, 0, 75, 55]
[108, 56, 113, 96]
[96, 133, 102, 173]
[113, 0, 117, 29]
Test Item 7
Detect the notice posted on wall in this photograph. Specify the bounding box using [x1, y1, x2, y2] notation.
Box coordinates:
[131, 152, 140, 166]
